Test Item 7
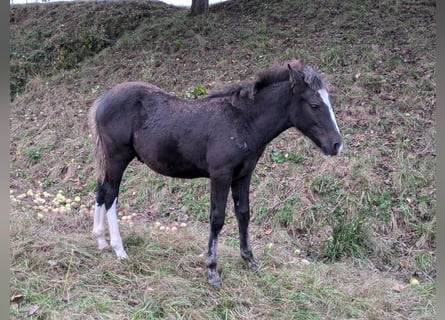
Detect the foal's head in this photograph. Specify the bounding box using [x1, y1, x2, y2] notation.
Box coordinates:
[286, 63, 343, 156]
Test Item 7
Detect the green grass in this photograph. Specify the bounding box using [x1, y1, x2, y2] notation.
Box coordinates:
[10, 208, 436, 319]
[10, 0, 436, 318]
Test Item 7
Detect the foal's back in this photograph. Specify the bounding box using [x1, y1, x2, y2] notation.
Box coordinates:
[95, 81, 251, 179]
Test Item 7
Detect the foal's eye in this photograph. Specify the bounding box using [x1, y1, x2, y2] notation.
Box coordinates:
[310, 103, 319, 109]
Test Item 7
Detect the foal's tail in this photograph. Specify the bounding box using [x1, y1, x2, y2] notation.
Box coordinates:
[88, 97, 106, 184]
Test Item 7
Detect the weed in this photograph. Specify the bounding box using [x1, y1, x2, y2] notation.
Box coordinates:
[344, 30, 358, 43]
[183, 85, 207, 99]
[310, 174, 342, 197]
[360, 73, 385, 93]
[26, 146, 43, 164]
[271, 149, 305, 164]
[123, 232, 146, 248]
[321, 215, 369, 261]
[133, 302, 166, 319]
[141, 56, 156, 84]
[273, 196, 299, 227]
[173, 37, 184, 51]
[319, 46, 346, 71]
[362, 190, 393, 222]
[415, 252, 435, 276]
[384, 54, 404, 71]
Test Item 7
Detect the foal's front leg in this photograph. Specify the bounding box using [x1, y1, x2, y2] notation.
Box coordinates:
[231, 174, 258, 272]
[206, 174, 231, 288]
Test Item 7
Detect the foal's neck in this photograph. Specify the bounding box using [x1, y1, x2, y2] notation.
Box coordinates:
[249, 82, 293, 147]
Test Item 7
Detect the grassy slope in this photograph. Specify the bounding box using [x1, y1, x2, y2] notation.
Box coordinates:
[10, 0, 436, 319]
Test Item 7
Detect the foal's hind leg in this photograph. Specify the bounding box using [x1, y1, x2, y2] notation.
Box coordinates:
[231, 174, 258, 272]
[92, 201, 108, 249]
[94, 153, 134, 259]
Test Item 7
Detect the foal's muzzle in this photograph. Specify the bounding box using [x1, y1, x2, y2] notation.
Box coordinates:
[322, 139, 343, 156]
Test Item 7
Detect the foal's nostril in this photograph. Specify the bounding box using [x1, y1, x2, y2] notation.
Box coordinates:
[333, 142, 343, 155]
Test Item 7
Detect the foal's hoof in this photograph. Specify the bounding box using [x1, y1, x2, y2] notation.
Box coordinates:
[98, 243, 109, 250]
[248, 262, 259, 273]
[97, 239, 109, 250]
[209, 277, 222, 289]
[241, 252, 258, 272]
[208, 270, 222, 289]
[243, 257, 258, 272]
[116, 250, 129, 260]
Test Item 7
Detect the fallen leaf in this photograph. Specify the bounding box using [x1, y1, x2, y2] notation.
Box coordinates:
[10, 294, 24, 303]
[300, 258, 310, 266]
[265, 228, 273, 235]
[392, 284, 404, 292]
[28, 304, 40, 316]
[47, 259, 57, 266]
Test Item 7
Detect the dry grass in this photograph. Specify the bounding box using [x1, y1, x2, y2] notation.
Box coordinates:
[10, 202, 435, 319]
[10, 0, 436, 318]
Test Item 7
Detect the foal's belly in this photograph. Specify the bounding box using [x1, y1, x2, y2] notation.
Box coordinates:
[145, 159, 210, 179]
[135, 139, 210, 179]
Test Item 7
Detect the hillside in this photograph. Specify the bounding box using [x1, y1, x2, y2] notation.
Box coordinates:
[10, 0, 436, 319]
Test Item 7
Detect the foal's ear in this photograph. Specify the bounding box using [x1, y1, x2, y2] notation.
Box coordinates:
[288, 64, 305, 88]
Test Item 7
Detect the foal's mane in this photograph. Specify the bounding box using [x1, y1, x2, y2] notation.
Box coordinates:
[206, 60, 326, 103]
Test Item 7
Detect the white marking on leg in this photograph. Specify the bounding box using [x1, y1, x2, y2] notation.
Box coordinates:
[318, 89, 340, 133]
[206, 237, 218, 267]
[106, 198, 129, 259]
[92, 203, 108, 250]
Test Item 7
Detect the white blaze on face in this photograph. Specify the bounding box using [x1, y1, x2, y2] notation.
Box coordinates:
[318, 89, 340, 134]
